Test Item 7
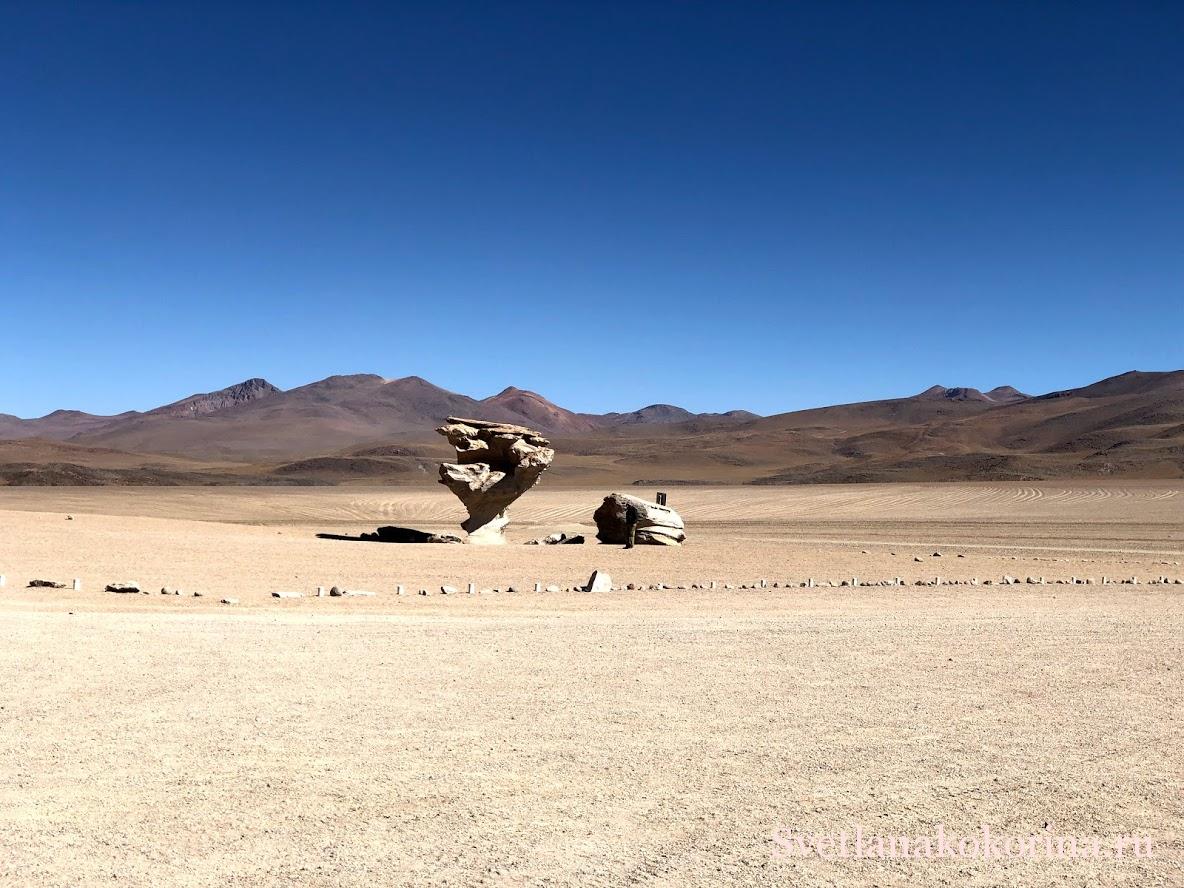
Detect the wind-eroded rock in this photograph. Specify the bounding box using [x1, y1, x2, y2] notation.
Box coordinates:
[437, 418, 554, 544]
[593, 493, 686, 546]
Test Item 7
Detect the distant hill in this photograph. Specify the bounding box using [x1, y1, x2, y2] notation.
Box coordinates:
[2, 370, 1181, 484]
[0, 373, 755, 460]
[916, 385, 1030, 404]
[146, 378, 281, 418]
[622, 370, 1184, 484]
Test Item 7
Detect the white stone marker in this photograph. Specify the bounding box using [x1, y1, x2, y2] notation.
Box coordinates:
[584, 570, 612, 593]
[72, 578, 81, 591]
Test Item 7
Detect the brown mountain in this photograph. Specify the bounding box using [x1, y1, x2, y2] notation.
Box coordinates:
[3, 369, 1181, 484]
[916, 385, 1030, 403]
[29, 374, 753, 460]
[0, 409, 136, 441]
[146, 377, 281, 418]
[481, 387, 600, 434]
[599, 370, 1184, 484]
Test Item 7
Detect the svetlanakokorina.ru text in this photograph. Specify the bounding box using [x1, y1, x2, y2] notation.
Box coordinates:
[770, 824, 1153, 860]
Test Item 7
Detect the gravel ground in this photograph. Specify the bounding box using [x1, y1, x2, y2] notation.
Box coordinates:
[0, 483, 1180, 886]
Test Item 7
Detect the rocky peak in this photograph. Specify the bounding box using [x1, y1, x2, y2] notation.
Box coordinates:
[150, 378, 281, 418]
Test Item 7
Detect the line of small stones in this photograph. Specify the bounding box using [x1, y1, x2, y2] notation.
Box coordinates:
[8, 574, 1179, 604]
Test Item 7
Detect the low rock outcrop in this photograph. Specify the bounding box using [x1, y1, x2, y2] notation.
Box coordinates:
[524, 532, 585, 545]
[437, 418, 554, 544]
[362, 526, 464, 544]
[593, 493, 686, 546]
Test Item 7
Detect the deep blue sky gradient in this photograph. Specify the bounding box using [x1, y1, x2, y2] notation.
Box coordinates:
[2, 1, 1181, 417]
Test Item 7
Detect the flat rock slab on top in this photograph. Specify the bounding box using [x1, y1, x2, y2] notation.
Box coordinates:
[437, 417, 554, 545]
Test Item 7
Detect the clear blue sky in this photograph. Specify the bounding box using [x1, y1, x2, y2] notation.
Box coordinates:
[2, 1, 1181, 418]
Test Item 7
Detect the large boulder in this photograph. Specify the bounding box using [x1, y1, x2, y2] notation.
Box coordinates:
[593, 493, 686, 546]
[436, 418, 554, 545]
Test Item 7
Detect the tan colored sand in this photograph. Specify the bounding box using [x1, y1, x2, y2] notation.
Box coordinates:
[0, 483, 1180, 886]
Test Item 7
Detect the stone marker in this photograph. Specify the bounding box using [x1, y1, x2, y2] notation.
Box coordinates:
[72, 578, 81, 591]
[584, 570, 612, 593]
[436, 418, 554, 545]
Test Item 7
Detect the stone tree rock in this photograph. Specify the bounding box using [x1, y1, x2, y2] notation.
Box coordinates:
[593, 493, 686, 546]
[436, 418, 555, 544]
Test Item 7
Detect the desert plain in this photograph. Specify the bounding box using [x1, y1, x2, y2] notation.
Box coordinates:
[0, 481, 1181, 887]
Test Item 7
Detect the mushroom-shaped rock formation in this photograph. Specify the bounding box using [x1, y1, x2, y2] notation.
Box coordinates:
[436, 418, 555, 544]
[593, 493, 686, 546]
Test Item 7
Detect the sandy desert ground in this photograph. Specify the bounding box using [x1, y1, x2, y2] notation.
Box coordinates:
[0, 482, 1181, 886]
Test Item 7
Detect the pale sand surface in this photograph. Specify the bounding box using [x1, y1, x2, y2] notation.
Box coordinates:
[0, 483, 1181, 886]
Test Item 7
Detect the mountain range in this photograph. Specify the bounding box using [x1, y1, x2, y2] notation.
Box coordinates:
[0, 374, 757, 458]
[1, 370, 1182, 484]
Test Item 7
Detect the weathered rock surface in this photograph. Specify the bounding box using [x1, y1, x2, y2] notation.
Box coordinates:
[593, 493, 686, 546]
[437, 418, 554, 544]
[28, 579, 66, 589]
[106, 582, 141, 593]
